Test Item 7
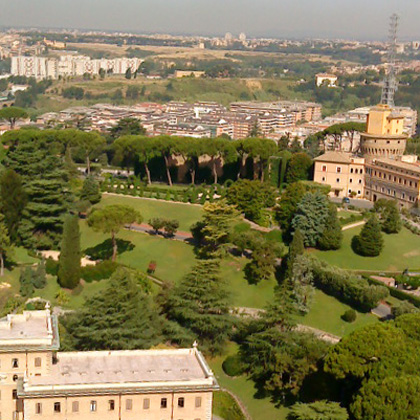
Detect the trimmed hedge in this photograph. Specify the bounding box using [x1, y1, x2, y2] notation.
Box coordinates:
[311, 258, 389, 312]
[81, 260, 119, 282]
[222, 355, 244, 377]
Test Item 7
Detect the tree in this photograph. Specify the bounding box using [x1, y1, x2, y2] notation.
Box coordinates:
[19, 267, 34, 297]
[99, 68, 106, 80]
[244, 238, 284, 284]
[374, 199, 401, 234]
[286, 152, 313, 183]
[32, 259, 46, 289]
[0, 213, 12, 276]
[58, 215, 81, 290]
[350, 376, 420, 420]
[192, 200, 239, 258]
[275, 182, 306, 240]
[136, 136, 157, 185]
[125, 67, 132, 79]
[0, 106, 28, 129]
[80, 176, 101, 206]
[283, 228, 305, 280]
[291, 192, 330, 247]
[73, 131, 106, 175]
[87, 205, 142, 261]
[352, 216, 383, 257]
[6, 137, 71, 249]
[164, 258, 232, 354]
[240, 288, 329, 399]
[153, 136, 177, 186]
[109, 118, 146, 139]
[163, 219, 179, 237]
[317, 204, 343, 250]
[288, 401, 349, 420]
[202, 138, 237, 184]
[63, 267, 162, 350]
[0, 169, 27, 242]
[245, 138, 278, 181]
[148, 217, 165, 234]
[176, 137, 203, 185]
[227, 179, 276, 223]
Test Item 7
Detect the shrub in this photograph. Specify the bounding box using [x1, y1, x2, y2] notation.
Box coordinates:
[222, 355, 244, 377]
[46, 258, 59, 276]
[352, 216, 383, 257]
[81, 260, 119, 282]
[342, 309, 357, 323]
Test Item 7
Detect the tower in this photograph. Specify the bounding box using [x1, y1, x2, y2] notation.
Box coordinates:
[381, 14, 399, 107]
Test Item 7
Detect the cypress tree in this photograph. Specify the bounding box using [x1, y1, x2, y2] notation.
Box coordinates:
[318, 204, 343, 250]
[352, 216, 384, 257]
[382, 203, 402, 234]
[165, 258, 232, 354]
[80, 176, 102, 205]
[58, 215, 81, 289]
[285, 228, 305, 279]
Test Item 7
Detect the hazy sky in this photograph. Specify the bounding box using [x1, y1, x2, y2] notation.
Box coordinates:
[1, 0, 419, 40]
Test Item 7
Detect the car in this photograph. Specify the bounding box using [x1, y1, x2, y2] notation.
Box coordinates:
[342, 197, 350, 204]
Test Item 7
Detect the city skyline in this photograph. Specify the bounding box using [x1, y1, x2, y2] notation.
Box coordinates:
[0, 0, 419, 40]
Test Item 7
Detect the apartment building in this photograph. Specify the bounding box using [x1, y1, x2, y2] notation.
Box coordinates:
[0, 309, 218, 420]
[11, 56, 143, 80]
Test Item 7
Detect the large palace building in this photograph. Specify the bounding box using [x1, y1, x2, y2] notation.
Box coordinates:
[0, 308, 218, 420]
[314, 104, 420, 208]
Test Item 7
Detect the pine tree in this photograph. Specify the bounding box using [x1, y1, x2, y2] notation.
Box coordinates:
[165, 258, 232, 353]
[352, 216, 384, 257]
[0, 213, 12, 277]
[382, 203, 402, 234]
[80, 176, 101, 205]
[6, 139, 71, 249]
[63, 267, 162, 350]
[0, 168, 27, 242]
[58, 215, 81, 290]
[19, 267, 34, 297]
[318, 204, 343, 250]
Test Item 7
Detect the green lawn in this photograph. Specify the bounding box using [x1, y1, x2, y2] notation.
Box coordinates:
[295, 289, 378, 337]
[313, 226, 420, 272]
[209, 343, 289, 420]
[100, 194, 203, 232]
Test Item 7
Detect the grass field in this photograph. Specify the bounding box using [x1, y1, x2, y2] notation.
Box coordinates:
[295, 289, 378, 337]
[100, 194, 203, 232]
[209, 343, 289, 420]
[314, 226, 420, 272]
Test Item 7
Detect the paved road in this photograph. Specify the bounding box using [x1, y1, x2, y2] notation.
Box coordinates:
[331, 197, 374, 209]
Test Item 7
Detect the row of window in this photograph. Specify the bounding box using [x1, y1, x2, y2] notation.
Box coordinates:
[320, 177, 362, 185]
[367, 186, 417, 202]
[367, 169, 418, 188]
[363, 147, 401, 156]
[321, 166, 364, 175]
[5, 357, 42, 369]
[36, 397, 203, 414]
[376, 164, 420, 178]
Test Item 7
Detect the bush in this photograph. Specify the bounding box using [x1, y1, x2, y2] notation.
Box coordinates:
[222, 355, 244, 377]
[81, 260, 119, 282]
[342, 309, 357, 323]
[46, 258, 59, 276]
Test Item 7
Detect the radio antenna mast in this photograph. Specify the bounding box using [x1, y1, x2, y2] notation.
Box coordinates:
[381, 13, 399, 107]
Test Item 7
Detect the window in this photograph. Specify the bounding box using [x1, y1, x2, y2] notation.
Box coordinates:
[12, 390, 17, 400]
[13, 375, 18, 382]
[355, 169, 358, 174]
[143, 399, 150, 410]
[54, 402, 61, 413]
[161, 398, 167, 409]
[322, 165, 327, 172]
[336, 167, 341, 173]
[195, 397, 202, 408]
[90, 401, 97, 412]
[321, 176, 326, 182]
[358, 191, 361, 195]
[349, 178, 353, 183]
[360, 169, 363, 174]
[359, 180, 362, 184]
[350, 168, 354, 173]
[108, 400, 115, 411]
[34, 358, 41, 368]
[126, 399, 132, 411]
[35, 403, 42, 415]
[12, 359, 19, 369]
[336, 178, 340, 183]
[178, 398, 185, 408]
[72, 402, 79, 413]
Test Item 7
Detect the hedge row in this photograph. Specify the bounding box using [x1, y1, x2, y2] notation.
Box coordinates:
[368, 277, 420, 308]
[46, 259, 118, 282]
[402, 219, 420, 236]
[311, 258, 389, 312]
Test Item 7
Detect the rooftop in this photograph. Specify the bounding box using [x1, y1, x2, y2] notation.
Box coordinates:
[314, 151, 352, 164]
[0, 309, 59, 351]
[373, 157, 420, 173]
[21, 348, 218, 395]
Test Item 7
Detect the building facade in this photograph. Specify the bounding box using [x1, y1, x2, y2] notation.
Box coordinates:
[0, 309, 218, 420]
[314, 104, 420, 207]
